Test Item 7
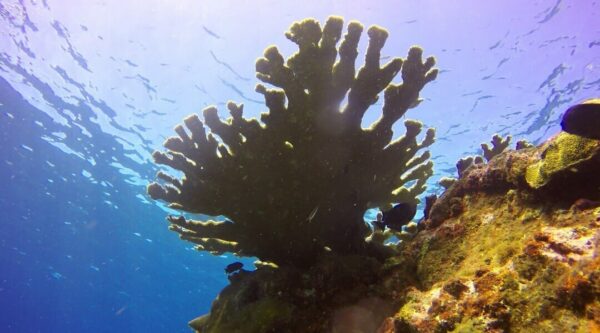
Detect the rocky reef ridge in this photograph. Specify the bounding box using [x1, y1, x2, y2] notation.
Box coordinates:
[385, 129, 600, 332]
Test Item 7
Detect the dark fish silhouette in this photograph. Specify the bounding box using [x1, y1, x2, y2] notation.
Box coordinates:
[202, 26, 221, 39]
[225, 262, 243, 274]
[382, 202, 417, 231]
[561, 100, 600, 140]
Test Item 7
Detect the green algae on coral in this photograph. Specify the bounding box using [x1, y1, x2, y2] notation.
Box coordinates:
[147, 16, 438, 266]
[389, 184, 600, 333]
[525, 132, 600, 189]
[193, 296, 294, 333]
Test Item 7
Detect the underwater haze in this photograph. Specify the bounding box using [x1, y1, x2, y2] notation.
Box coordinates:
[1, 0, 599, 332]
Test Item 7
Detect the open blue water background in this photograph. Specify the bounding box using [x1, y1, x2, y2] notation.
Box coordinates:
[1, 1, 598, 332]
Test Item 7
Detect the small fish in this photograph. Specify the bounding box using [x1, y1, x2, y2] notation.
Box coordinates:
[202, 26, 221, 39]
[561, 99, 600, 140]
[225, 262, 243, 274]
[115, 306, 127, 316]
[382, 202, 417, 232]
[307, 206, 319, 223]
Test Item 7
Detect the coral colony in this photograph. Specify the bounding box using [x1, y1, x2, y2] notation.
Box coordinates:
[148, 17, 600, 332]
[148, 16, 437, 267]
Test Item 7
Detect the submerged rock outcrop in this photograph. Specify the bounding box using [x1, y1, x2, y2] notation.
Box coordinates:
[381, 125, 600, 332]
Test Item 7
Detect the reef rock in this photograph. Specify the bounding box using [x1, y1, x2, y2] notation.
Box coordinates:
[381, 131, 600, 333]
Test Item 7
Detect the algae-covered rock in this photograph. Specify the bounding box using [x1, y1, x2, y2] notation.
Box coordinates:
[193, 295, 294, 333]
[426, 147, 536, 228]
[384, 199, 600, 332]
[194, 254, 392, 333]
[526, 132, 600, 189]
[380, 129, 600, 333]
[427, 127, 600, 228]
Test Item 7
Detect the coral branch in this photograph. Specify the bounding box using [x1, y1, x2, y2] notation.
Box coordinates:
[481, 134, 511, 162]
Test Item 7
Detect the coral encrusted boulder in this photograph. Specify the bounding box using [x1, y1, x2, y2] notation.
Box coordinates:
[379, 128, 600, 333]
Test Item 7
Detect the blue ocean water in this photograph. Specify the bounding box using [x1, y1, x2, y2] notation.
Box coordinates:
[0, 1, 598, 332]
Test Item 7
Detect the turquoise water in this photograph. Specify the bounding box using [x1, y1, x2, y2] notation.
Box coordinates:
[1, 1, 598, 332]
